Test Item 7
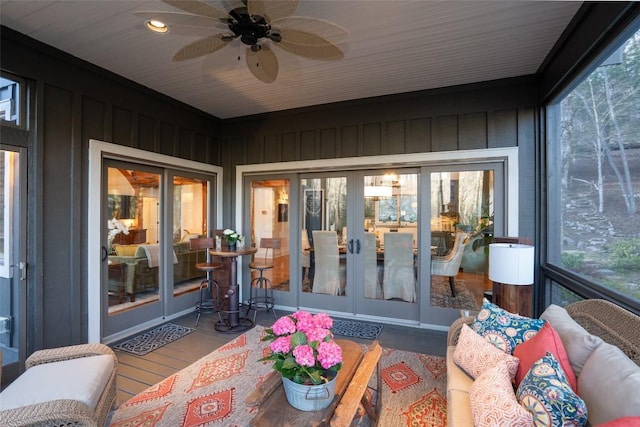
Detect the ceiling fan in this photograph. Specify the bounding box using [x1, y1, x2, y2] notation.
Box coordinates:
[152, 0, 347, 83]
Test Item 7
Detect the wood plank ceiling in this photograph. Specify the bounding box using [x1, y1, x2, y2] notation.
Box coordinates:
[0, 1, 582, 119]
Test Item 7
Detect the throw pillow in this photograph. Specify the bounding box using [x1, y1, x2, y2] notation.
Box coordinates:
[517, 352, 588, 427]
[472, 298, 545, 354]
[513, 322, 577, 391]
[596, 417, 640, 427]
[454, 324, 519, 380]
[469, 364, 533, 427]
[578, 342, 640, 425]
[539, 304, 602, 376]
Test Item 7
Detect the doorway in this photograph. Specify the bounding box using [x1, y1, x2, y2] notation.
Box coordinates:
[0, 146, 27, 385]
[236, 148, 519, 329]
[88, 140, 222, 343]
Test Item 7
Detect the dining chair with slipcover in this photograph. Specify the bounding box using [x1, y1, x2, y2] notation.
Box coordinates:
[311, 231, 341, 295]
[364, 232, 381, 299]
[431, 232, 468, 297]
[383, 232, 416, 302]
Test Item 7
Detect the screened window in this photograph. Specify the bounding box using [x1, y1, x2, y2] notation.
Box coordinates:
[548, 24, 640, 306]
[0, 75, 26, 129]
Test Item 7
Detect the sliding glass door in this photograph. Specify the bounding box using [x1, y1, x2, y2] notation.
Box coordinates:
[101, 160, 217, 339]
[103, 160, 163, 336]
[422, 163, 505, 325]
[242, 176, 294, 308]
[0, 145, 26, 385]
[297, 169, 420, 322]
[299, 172, 352, 313]
[237, 152, 512, 328]
[354, 170, 420, 321]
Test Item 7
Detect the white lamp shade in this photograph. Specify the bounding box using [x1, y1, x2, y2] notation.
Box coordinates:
[489, 243, 534, 285]
[364, 185, 392, 198]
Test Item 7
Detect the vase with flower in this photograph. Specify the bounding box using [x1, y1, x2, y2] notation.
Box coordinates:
[223, 228, 241, 251]
[260, 311, 343, 411]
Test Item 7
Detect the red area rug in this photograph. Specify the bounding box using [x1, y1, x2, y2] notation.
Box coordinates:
[109, 326, 447, 426]
[355, 347, 448, 427]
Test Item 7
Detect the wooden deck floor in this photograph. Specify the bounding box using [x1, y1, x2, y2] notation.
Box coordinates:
[112, 309, 448, 406]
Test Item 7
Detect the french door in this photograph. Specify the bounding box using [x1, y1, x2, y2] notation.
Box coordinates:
[239, 153, 511, 328]
[298, 169, 421, 322]
[100, 159, 217, 340]
[0, 145, 26, 385]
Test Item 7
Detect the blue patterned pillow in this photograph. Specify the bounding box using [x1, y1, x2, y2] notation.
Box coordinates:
[516, 352, 588, 427]
[471, 298, 545, 353]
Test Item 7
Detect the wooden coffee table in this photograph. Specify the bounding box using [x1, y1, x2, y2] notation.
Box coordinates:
[248, 339, 364, 426]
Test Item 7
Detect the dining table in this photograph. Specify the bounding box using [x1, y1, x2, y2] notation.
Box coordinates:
[209, 246, 257, 333]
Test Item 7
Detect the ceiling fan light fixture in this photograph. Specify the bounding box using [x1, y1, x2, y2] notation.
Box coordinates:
[145, 19, 169, 34]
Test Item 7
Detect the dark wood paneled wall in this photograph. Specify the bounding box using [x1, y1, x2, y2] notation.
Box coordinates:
[1, 27, 222, 350]
[220, 76, 538, 235]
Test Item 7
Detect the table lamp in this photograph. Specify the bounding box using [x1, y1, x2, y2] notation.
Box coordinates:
[489, 243, 535, 316]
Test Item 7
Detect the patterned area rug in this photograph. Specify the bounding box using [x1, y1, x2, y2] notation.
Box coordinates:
[332, 319, 384, 340]
[430, 276, 479, 310]
[114, 323, 194, 356]
[110, 325, 448, 427]
[354, 345, 448, 427]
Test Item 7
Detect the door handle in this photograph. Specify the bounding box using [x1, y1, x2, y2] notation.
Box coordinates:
[348, 239, 354, 254]
[10, 262, 26, 280]
[101, 246, 108, 261]
[356, 239, 361, 254]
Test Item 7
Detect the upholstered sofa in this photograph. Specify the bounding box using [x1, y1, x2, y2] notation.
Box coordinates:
[446, 299, 640, 426]
[108, 241, 206, 302]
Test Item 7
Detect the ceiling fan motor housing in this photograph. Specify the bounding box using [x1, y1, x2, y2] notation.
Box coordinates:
[228, 7, 273, 48]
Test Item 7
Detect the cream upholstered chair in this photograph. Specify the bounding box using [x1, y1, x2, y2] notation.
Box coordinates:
[311, 230, 341, 295]
[0, 344, 117, 427]
[364, 232, 381, 299]
[383, 232, 416, 302]
[431, 232, 468, 297]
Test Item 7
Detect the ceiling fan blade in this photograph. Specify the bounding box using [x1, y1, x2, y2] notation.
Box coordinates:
[162, 0, 229, 20]
[173, 35, 228, 61]
[277, 29, 344, 60]
[272, 16, 348, 43]
[248, 0, 298, 23]
[246, 46, 279, 83]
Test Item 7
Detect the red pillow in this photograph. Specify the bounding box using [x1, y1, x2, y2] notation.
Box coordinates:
[513, 321, 577, 391]
[597, 417, 640, 427]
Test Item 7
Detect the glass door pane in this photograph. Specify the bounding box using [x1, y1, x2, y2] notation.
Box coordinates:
[0, 147, 25, 385]
[171, 175, 209, 299]
[299, 174, 351, 313]
[364, 172, 418, 300]
[429, 170, 493, 312]
[103, 161, 163, 336]
[356, 170, 420, 321]
[249, 179, 290, 292]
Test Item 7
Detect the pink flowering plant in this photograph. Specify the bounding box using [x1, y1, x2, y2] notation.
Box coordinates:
[260, 311, 343, 385]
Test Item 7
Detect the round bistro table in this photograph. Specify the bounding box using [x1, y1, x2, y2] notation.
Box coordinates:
[209, 247, 257, 333]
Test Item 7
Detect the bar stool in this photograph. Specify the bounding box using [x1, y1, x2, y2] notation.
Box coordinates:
[248, 238, 280, 322]
[189, 237, 223, 327]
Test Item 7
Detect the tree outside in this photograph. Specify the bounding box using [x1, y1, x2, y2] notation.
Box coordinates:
[559, 27, 640, 301]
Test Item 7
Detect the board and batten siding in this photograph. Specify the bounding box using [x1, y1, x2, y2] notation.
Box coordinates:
[2, 27, 223, 350]
[220, 76, 537, 235]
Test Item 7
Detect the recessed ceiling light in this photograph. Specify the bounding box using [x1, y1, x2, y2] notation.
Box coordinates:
[145, 20, 169, 34]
